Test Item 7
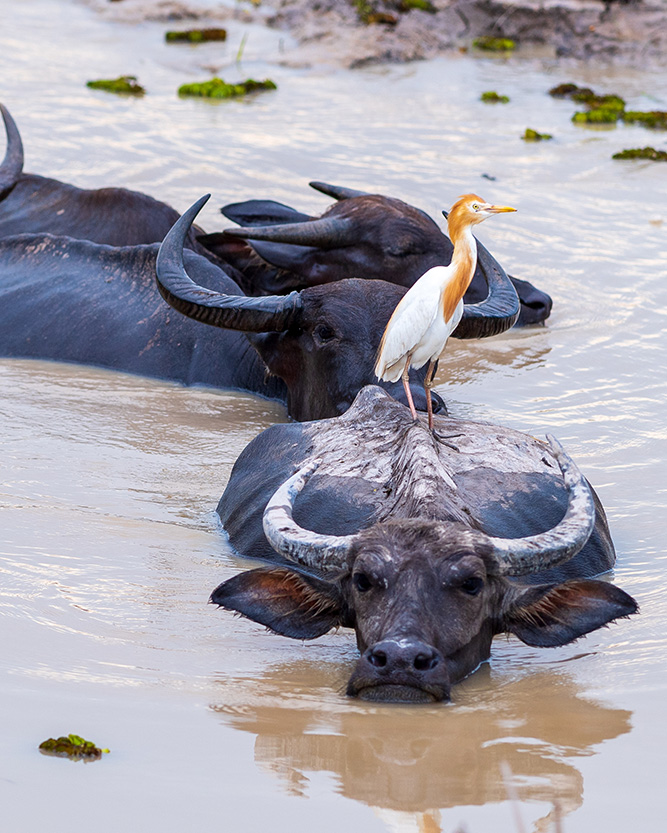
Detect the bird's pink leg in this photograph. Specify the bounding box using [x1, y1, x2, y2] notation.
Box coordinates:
[401, 363, 418, 421]
[424, 359, 438, 430]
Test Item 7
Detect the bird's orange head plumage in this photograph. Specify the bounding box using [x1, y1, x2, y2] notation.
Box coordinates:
[447, 194, 516, 242]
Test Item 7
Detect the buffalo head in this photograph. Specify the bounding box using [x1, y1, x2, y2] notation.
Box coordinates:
[211, 438, 637, 703]
[156, 197, 521, 420]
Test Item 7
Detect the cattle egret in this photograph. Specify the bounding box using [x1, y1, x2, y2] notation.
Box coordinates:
[374, 194, 516, 428]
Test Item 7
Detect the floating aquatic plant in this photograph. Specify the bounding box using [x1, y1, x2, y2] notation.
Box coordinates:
[473, 37, 516, 52]
[572, 108, 621, 125]
[39, 733, 109, 761]
[86, 75, 145, 95]
[481, 91, 510, 104]
[353, 0, 397, 24]
[165, 28, 227, 43]
[549, 82, 628, 127]
[522, 128, 552, 141]
[612, 147, 667, 161]
[178, 77, 277, 99]
[621, 110, 667, 129]
[548, 82, 581, 98]
[398, 0, 436, 12]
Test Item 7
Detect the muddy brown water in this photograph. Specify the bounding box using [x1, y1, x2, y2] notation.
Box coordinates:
[1, 1, 666, 830]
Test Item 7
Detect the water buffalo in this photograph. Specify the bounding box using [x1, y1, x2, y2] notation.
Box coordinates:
[154, 196, 520, 420]
[211, 386, 637, 703]
[0, 223, 449, 419]
[204, 181, 552, 326]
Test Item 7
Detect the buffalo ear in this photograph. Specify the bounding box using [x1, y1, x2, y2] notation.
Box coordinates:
[504, 580, 638, 648]
[210, 567, 345, 640]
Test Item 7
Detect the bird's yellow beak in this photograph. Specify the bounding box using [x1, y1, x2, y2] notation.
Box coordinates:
[484, 204, 517, 214]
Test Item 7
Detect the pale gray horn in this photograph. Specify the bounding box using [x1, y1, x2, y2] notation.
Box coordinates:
[223, 215, 357, 248]
[0, 103, 24, 200]
[490, 435, 596, 576]
[263, 460, 355, 572]
[309, 181, 371, 200]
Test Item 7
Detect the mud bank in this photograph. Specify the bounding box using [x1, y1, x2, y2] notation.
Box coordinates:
[84, 0, 667, 67]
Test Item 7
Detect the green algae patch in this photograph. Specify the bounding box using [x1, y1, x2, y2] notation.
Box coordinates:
[522, 128, 552, 142]
[399, 0, 436, 12]
[481, 91, 509, 104]
[166, 28, 227, 43]
[39, 733, 109, 762]
[353, 0, 397, 24]
[622, 110, 667, 129]
[178, 77, 277, 99]
[612, 147, 667, 161]
[473, 37, 516, 52]
[86, 75, 145, 95]
[549, 83, 581, 98]
[572, 108, 620, 125]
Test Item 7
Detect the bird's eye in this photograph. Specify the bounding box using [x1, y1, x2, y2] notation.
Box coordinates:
[471, 203, 480, 211]
[353, 572, 372, 592]
[313, 324, 336, 343]
[459, 576, 484, 596]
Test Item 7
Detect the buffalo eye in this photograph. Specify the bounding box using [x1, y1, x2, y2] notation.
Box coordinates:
[313, 324, 336, 344]
[353, 572, 372, 592]
[458, 576, 484, 596]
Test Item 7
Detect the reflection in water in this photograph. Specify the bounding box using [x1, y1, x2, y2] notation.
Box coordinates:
[210, 659, 631, 832]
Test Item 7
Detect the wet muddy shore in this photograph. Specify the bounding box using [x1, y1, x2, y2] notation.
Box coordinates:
[85, 0, 667, 68]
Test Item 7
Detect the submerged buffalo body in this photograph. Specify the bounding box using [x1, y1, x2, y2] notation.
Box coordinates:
[208, 181, 552, 326]
[0, 105, 547, 327]
[213, 386, 637, 703]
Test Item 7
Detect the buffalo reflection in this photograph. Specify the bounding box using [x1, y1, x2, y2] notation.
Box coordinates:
[210, 658, 630, 832]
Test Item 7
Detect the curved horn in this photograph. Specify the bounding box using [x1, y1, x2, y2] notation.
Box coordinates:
[0, 103, 24, 200]
[223, 214, 358, 249]
[309, 181, 371, 200]
[453, 235, 520, 339]
[489, 435, 596, 577]
[263, 460, 356, 573]
[156, 195, 303, 333]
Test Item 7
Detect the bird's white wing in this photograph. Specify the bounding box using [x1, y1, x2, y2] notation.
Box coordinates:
[375, 290, 440, 380]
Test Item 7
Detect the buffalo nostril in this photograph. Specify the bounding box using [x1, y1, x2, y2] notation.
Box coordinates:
[368, 650, 387, 668]
[414, 652, 438, 671]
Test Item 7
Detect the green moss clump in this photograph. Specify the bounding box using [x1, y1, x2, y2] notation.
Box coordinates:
[398, 0, 436, 12]
[548, 83, 580, 98]
[622, 110, 667, 129]
[473, 37, 516, 52]
[522, 128, 552, 142]
[86, 75, 145, 95]
[165, 28, 227, 43]
[481, 91, 510, 104]
[612, 147, 667, 161]
[353, 0, 397, 24]
[39, 734, 109, 761]
[178, 77, 277, 99]
[580, 94, 625, 112]
[572, 108, 620, 125]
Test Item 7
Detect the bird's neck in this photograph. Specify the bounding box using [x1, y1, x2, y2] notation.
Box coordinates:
[441, 223, 477, 323]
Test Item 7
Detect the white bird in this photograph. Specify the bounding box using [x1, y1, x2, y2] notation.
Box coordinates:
[375, 193, 516, 429]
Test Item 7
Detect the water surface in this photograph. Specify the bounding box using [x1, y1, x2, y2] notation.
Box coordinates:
[1, 1, 666, 830]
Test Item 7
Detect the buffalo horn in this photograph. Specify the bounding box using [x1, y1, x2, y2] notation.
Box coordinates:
[263, 460, 355, 573]
[488, 435, 596, 576]
[156, 195, 303, 333]
[309, 181, 371, 200]
[223, 214, 358, 249]
[0, 104, 24, 200]
[453, 236, 520, 339]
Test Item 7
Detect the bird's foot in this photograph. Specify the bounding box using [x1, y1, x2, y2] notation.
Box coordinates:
[433, 431, 463, 451]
